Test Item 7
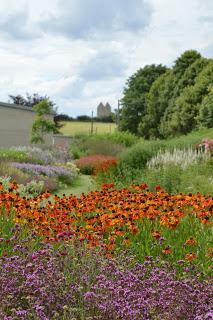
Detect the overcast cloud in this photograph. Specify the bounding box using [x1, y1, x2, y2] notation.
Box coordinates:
[0, 0, 212, 116]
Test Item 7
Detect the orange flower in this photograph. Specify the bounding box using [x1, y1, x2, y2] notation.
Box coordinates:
[151, 230, 161, 240]
[185, 253, 197, 261]
[123, 237, 130, 246]
[185, 237, 197, 246]
[162, 246, 172, 254]
[206, 248, 213, 258]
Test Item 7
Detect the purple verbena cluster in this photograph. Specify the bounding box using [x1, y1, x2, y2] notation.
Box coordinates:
[0, 239, 212, 320]
[84, 259, 212, 320]
[10, 162, 71, 178]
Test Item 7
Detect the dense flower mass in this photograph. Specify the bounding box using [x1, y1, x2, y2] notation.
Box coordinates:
[0, 182, 212, 273]
[75, 155, 117, 174]
[10, 162, 73, 177]
[0, 234, 212, 320]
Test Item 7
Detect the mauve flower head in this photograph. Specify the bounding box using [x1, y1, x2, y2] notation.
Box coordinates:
[0, 233, 212, 320]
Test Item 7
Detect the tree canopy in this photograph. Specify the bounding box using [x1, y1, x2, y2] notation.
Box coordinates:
[120, 50, 213, 138]
[120, 64, 167, 134]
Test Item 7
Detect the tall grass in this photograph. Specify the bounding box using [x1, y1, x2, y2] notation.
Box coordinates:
[96, 129, 213, 195]
[119, 128, 213, 170]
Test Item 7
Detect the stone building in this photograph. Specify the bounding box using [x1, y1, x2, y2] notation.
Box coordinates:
[0, 101, 54, 148]
[97, 102, 111, 118]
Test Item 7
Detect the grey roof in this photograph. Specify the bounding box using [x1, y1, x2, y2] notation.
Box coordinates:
[0, 101, 55, 114]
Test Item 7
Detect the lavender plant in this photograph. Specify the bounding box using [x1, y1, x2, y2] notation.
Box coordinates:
[10, 163, 77, 179]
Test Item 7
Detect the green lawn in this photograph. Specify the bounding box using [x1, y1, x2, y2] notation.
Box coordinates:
[60, 121, 117, 135]
[56, 175, 96, 197]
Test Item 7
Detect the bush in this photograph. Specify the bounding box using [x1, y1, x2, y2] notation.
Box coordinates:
[0, 163, 59, 193]
[75, 155, 117, 175]
[12, 146, 73, 164]
[119, 128, 213, 170]
[83, 139, 124, 156]
[70, 132, 138, 159]
[90, 131, 139, 147]
[119, 140, 166, 170]
[0, 162, 31, 185]
[0, 149, 28, 163]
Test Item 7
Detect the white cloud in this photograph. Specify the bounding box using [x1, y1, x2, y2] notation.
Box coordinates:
[0, 0, 212, 116]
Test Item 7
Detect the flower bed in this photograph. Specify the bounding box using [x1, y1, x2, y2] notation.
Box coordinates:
[75, 155, 117, 174]
[0, 232, 211, 320]
[0, 182, 212, 275]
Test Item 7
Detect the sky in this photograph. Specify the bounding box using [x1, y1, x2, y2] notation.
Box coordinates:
[0, 0, 212, 117]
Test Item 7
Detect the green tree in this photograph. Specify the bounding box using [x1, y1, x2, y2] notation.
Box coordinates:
[138, 70, 171, 139]
[120, 64, 167, 134]
[160, 60, 213, 136]
[159, 51, 207, 137]
[31, 100, 56, 144]
[196, 86, 213, 128]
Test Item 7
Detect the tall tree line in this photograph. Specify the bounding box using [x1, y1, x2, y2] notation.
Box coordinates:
[120, 50, 213, 138]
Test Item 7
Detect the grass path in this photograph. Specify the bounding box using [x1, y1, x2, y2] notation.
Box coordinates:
[56, 175, 96, 197]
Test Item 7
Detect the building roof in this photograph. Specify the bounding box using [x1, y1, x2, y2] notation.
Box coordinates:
[0, 101, 35, 112]
[0, 101, 55, 114]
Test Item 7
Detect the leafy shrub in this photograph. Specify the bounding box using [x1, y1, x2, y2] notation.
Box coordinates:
[0, 162, 31, 185]
[12, 146, 73, 164]
[84, 139, 124, 156]
[70, 132, 138, 159]
[90, 131, 139, 147]
[119, 128, 213, 171]
[0, 176, 11, 190]
[119, 140, 166, 170]
[0, 149, 28, 162]
[17, 180, 45, 198]
[26, 175, 58, 192]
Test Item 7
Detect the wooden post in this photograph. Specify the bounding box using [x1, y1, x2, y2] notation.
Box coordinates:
[91, 111, 94, 134]
[117, 99, 121, 131]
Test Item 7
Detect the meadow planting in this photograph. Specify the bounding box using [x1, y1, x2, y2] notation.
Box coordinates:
[0, 181, 212, 319]
[0, 130, 213, 319]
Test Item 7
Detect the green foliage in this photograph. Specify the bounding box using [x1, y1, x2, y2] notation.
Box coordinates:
[120, 64, 167, 134]
[0, 149, 28, 162]
[119, 128, 213, 170]
[17, 180, 45, 198]
[122, 49, 212, 139]
[160, 60, 213, 137]
[138, 71, 171, 139]
[88, 131, 139, 147]
[196, 86, 213, 128]
[96, 128, 213, 194]
[31, 100, 56, 144]
[119, 139, 166, 170]
[0, 162, 30, 185]
[70, 132, 138, 159]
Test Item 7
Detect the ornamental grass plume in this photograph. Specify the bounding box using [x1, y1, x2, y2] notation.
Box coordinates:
[147, 147, 210, 169]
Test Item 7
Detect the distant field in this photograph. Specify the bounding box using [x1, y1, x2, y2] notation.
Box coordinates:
[59, 121, 117, 135]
